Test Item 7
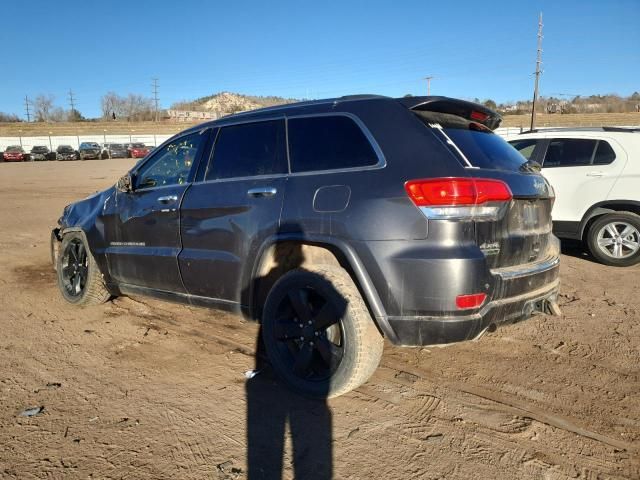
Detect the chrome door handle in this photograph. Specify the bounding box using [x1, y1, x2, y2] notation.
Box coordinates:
[247, 187, 277, 198]
[586, 171, 604, 177]
[158, 195, 178, 204]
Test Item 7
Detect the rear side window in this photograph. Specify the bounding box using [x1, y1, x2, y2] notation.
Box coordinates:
[288, 115, 379, 173]
[509, 139, 541, 160]
[207, 120, 287, 180]
[542, 139, 598, 167]
[593, 140, 616, 165]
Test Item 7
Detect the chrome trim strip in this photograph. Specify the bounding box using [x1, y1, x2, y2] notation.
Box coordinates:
[491, 256, 560, 280]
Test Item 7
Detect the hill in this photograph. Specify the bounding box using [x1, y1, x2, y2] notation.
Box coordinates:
[171, 92, 300, 116]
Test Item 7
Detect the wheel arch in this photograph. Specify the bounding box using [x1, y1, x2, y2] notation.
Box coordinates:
[245, 233, 396, 342]
[579, 200, 640, 240]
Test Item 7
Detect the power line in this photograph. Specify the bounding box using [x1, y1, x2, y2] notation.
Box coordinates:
[24, 95, 31, 122]
[152, 78, 159, 122]
[530, 12, 543, 130]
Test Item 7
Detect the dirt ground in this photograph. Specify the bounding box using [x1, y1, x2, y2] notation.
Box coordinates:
[0, 160, 638, 480]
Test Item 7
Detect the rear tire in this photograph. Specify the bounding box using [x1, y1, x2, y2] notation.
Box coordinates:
[261, 265, 383, 398]
[586, 212, 640, 267]
[56, 232, 110, 305]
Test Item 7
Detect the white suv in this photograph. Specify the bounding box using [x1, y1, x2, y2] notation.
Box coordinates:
[507, 127, 640, 266]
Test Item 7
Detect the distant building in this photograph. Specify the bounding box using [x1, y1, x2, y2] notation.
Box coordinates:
[166, 110, 217, 122]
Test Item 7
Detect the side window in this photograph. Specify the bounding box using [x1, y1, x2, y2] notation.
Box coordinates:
[135, 132, 205, 189]
[508, 139, 540, 160]
[593, 140, 616, 165]
[206, 120, 287, 180]
[542, 139, 597, 168]
[288, 115, 379, 173]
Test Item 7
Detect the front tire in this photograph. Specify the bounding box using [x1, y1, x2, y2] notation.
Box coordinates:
[586, 212, 640, 266]
[56, 232, 110, 305]
[261, 265, 384, 398]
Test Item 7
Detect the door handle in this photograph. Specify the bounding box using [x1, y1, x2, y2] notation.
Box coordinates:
[158, 195, 178, 204]
[586, 171, 604, 177]
[247, 187, 277, 198]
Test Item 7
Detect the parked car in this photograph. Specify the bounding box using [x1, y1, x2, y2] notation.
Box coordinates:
[56, 145, 78, 161]
[51, 95, 560, 397]
[101, 143, 128, 159]
[127, 142, 150, 158]
[78, 142, 102, 160]
[30, 145, 55, 161]
[508, 127, 640, 266]
[3, 145, 27, 162]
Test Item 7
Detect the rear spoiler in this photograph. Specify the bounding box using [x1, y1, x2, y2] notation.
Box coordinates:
[397, 96, 502, 131]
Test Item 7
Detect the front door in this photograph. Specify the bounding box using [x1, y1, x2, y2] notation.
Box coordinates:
[106, 130, 210, 292]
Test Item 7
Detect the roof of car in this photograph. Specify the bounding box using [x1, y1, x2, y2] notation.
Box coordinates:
[516, 126, 640, 135]
[179, 94, 501, 134]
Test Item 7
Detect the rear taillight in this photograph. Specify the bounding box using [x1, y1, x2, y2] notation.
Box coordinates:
[456, 293, 487, 310]
[405, 177, 512, 221]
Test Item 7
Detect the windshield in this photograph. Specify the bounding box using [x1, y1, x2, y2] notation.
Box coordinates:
[32, 146, 48, 152]
[415, 111, 526, 172]
[110, 144, 124, 149]
[6, 146, 22, 152]
[59, 146, 74, 152]
[131, 143, 145, 148]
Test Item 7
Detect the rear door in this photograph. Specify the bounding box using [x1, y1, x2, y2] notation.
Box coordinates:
[538, 137, 627, 222]
[179, 119, 288, 304]
[105, 130, 209, 292]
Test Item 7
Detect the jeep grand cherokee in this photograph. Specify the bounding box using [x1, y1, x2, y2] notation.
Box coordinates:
[51, 95, 560, 397]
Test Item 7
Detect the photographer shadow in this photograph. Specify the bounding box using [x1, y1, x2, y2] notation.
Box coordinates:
[245, 240, 334, 480]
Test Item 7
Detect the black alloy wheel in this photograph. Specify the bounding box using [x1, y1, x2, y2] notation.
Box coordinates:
[61, 238, 88, 298]
[271, 286, 345, 382]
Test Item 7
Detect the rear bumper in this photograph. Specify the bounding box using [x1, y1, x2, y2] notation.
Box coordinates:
[386, 257, 561, 346]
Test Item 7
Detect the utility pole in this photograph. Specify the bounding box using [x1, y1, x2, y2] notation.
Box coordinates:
[530, 12, 543, 131]
[152, 78, 159, 122]
[424, 76, 434, 96]
[68, 89, 76, 117]
[24, 95, 31, 122]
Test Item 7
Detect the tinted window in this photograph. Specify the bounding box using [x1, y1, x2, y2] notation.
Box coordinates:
[288, 116, 379, 173]
[543, 139, 597, 168]
[135, 132, 205, 189]
[593, 140, 616, 165]
[509, 139, 540, 160]
[207, 120, 286, 180]
[443, 129, 526, 171]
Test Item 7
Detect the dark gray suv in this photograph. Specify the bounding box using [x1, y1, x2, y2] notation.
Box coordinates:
[51, 95, 560, 397]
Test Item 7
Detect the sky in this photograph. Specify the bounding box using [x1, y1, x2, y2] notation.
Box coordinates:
[1, 0, 638, 119]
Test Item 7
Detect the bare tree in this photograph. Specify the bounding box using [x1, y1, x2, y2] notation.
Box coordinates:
[33, 94, 55, 122]
[100, 92, 154, 120]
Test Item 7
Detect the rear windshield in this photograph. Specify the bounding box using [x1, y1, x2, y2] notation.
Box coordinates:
[415, 111, 526, 172]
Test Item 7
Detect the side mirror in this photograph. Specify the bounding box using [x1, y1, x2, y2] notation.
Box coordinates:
[116, 173, 133, 192]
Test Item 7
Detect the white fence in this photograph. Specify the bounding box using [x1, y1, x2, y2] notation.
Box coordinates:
[0, 134, 174, 152]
